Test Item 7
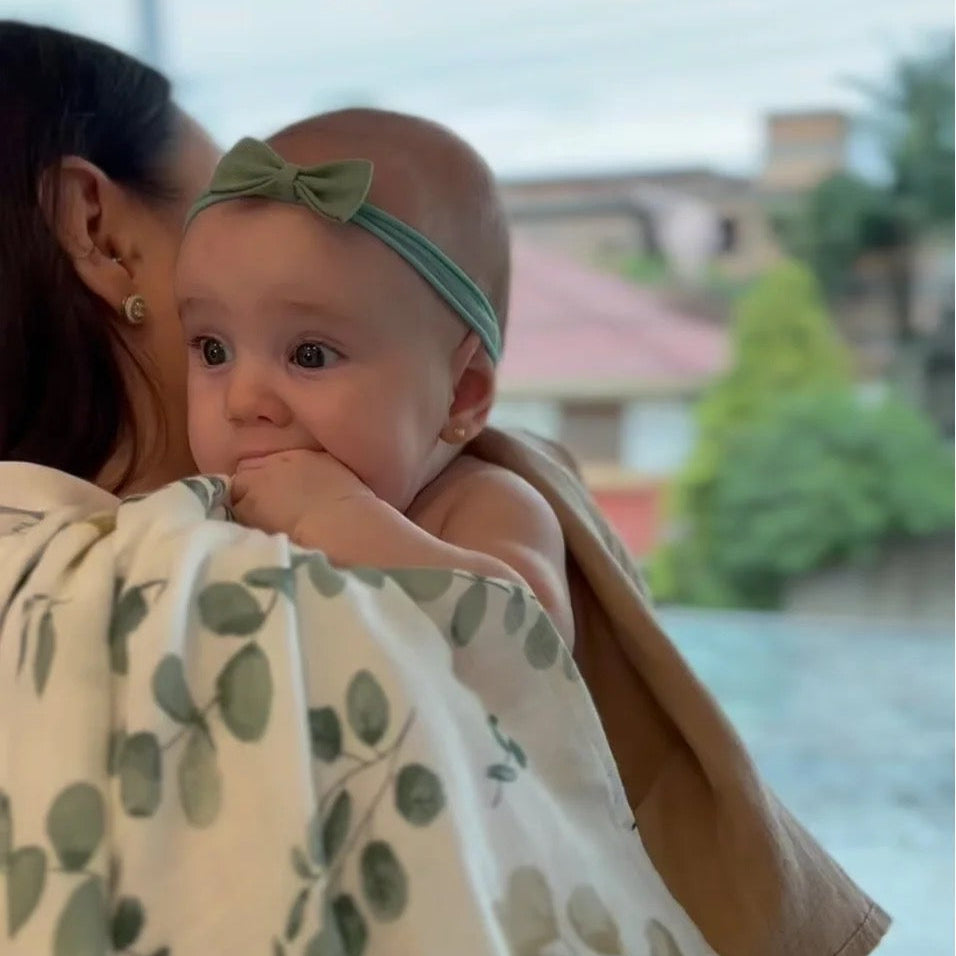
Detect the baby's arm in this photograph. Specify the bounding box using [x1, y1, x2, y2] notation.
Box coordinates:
[230, 450, 573, 645]
[428, 468, 574, 646]
[292, 472, 572, 646]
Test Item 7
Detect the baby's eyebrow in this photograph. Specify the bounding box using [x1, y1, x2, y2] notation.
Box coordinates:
[268, 297, 359, 328]
[177, 295, 220, 321]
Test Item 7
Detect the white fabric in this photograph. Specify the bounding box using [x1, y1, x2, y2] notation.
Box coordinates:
[0, 464, 715, 956]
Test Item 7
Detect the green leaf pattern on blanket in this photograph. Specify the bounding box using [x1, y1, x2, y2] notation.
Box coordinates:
[287, 670, 447, 949]
[1, 780, 175, 954]
[109, 580, 166, 676]
[493, 868, 652, 956]
[1, 476, 666, 953]
[16, 594, 66, 697]
[450, 581, 487, 646]
[486, 714, 528, 808]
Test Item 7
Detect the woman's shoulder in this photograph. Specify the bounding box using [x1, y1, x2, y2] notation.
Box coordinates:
[0, 461, 118, 516]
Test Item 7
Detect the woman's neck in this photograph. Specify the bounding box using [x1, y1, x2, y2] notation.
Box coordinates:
[95, 426, 197, 497]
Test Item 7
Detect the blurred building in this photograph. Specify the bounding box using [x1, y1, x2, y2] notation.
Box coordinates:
[500, 107, 954, 437]
[501, 167, 779, 289]
[491, 241, 729, 555]
[758, 110, 854, 197]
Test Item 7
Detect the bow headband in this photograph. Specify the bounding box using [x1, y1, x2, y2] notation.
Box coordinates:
[187, 137, 502, 362]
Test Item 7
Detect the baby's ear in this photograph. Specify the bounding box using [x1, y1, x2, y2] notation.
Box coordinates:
[446, 331, 496, 440]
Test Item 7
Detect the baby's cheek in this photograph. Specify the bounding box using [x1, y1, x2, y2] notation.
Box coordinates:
[186, 407, 226, 475]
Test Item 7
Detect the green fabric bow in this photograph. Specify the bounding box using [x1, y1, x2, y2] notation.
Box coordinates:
[186, 137, 502, 362]
[186, 137, 373, 224]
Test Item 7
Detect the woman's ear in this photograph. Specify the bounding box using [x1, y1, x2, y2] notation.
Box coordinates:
[41, 156, 132, 312]
[442, 331, 496, 443]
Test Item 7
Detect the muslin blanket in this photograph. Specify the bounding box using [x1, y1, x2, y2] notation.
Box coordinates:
[0, 463, 717, 956]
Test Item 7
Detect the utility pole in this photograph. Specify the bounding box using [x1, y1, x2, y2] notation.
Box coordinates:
[137, 0, 163, 69]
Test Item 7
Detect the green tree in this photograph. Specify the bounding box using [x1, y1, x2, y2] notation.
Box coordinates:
[777, 37, 953, 343]
[648, 260, 850, 606]
[707, 390, 954, 607]
[772, 172, 901, 297]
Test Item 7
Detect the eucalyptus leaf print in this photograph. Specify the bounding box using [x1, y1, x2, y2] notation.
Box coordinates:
[487, 764, 518, 782]
[646, 918, 685, 956]
[178, 726, 222, 828]
[386, 568, 454, 603]
[33, 607, 55, 695]
[307, 555, 346, 597]
[394, 764, 444, 826]
[494, 866, 559, 956]
[244, 565, 296, 599]
[217, 642, 273, 742]
[329, 893, 368, 956]
[118, 733, 162, 818]
[566, 885, 623, 954]
[450, 580, 487, 646]
[561, 644, 579, 682]
[197, 582, 264, 636]
[291, 846, 315, 880]
[360, 841, 407, 922]
[322, 791, 352, 863]
[180, 477, 211, 510]
[303, 929, 341, 956]
[504, 586, 527, 634]
[309, 706, 343, 763]
[350, 566, 385, 589]
[152, 655, 199, 724]
[110, 896, 145, 950]
[53, 875, 109, 956]
[346, 671, 389, 748]
[486, 715, 527, 807]
[0, 790, 11, 868]
[524, 611, 559, 670]
[46, 783, 104, 871]
[284, 887, 309, 942]
[109, 579, 165, 675]
[7, 846, 46, 936]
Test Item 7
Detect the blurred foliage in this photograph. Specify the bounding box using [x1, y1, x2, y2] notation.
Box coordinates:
[706, 391, 954, 607]
[647, 260, 953, 608]
[775, 37, 953, 340]
[618, 253, 670, 286]
[772, 173, 902, 297]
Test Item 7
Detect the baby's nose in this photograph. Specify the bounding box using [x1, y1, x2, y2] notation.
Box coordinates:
[224, 365, 292, 427]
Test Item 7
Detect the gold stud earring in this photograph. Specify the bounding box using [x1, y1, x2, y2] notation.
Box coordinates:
[442, 424, 468, 444]
[121, 294, 147, 325]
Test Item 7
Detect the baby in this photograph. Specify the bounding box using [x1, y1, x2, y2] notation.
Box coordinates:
[175, 108, 573, 644]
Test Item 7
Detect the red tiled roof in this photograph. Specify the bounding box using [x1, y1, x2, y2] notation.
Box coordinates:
[499, 241, 729, 396]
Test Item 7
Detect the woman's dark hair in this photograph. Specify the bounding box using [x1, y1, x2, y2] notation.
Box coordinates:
[0, 22, 179, 487]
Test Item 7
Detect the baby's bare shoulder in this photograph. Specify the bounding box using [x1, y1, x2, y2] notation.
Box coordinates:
[442, 455, 549, 513]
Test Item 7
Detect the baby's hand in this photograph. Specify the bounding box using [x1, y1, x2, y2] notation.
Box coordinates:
[230, 449, 373, 539]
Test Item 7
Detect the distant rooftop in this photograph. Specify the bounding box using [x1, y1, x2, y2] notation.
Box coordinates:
[499, 241, 729, 399]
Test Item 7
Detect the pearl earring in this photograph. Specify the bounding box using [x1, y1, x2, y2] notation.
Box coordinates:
[121, 294, 147, 325]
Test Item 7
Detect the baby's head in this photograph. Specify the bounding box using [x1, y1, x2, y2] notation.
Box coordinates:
[175, 108, 510, 510]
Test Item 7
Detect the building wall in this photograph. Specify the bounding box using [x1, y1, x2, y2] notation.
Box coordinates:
[501, 172, 780, 284]
[760, 111, 850, 194]
[510, 212, 649, 267]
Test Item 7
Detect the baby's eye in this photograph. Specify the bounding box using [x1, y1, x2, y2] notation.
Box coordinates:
[190, 336, 231, 367]
[291, 342, 339, 369]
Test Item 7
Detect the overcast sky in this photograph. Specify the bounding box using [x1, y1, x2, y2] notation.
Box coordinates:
[4, 0, 952, 176]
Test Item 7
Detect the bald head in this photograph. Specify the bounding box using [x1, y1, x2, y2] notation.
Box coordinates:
[268, 108, 511, 334]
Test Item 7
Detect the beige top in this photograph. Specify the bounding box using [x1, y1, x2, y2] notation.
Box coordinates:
[470, 426, 891, 956]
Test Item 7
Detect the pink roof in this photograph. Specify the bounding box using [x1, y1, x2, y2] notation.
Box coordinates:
[498, 241, 729, 396]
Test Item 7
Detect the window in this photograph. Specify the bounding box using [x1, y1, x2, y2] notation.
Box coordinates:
[560, 402, 622, 464]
